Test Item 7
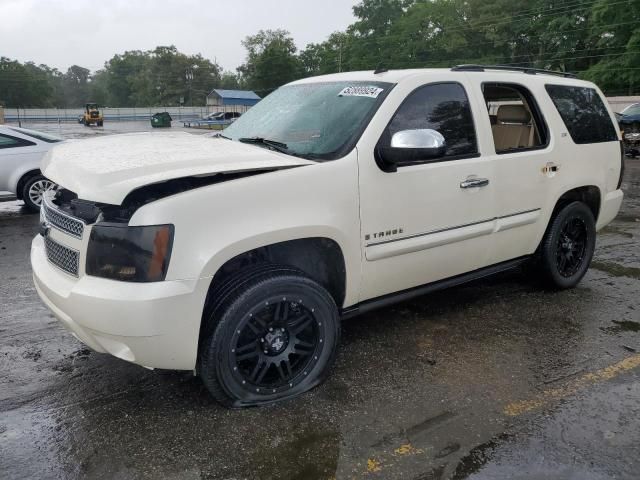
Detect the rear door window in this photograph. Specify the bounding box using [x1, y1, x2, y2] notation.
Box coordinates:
[545, 85, 618, 144]
[483, 83, 548, 153]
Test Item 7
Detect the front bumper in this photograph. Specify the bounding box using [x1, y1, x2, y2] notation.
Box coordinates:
[31, 235, 209, 370]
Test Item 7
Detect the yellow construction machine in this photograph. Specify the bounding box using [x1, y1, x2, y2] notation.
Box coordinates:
[81, 103, 103, 126]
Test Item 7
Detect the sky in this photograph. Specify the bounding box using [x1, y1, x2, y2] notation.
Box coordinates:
[0, 0, 360, 73]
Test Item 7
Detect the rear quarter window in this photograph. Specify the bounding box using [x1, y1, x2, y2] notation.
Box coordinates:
[545, 85, 618, 144]
[0, 134, 35, 149]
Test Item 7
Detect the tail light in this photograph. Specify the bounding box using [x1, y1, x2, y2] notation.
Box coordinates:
[618, 140, 625, 190]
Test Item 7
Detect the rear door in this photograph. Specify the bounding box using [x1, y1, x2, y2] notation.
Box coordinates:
[466, 78, 555, 264]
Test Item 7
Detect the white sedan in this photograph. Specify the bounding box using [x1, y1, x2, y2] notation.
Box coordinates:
[0, 125, 62, 211]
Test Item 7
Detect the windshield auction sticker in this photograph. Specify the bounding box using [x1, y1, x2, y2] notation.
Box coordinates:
[338, 86, 384, 98]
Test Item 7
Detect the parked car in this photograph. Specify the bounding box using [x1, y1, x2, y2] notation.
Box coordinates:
[0, 126, 62, 211]
[616, 103, 640, 156]
[204, 112, 224, 121]
[204, 111, 241, 122]
[32, 66, 624, 407]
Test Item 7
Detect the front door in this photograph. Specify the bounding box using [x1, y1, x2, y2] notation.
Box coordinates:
[357, 80, 496, 302]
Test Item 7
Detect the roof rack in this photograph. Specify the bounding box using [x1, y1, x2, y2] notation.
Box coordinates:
[451, 64, 577, 78]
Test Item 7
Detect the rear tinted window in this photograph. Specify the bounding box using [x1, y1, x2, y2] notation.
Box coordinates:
[545, 85, 617, 144]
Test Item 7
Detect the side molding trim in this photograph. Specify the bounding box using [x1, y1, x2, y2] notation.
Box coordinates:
[365, 208, 541, 261]
[341, 256, 529, 319]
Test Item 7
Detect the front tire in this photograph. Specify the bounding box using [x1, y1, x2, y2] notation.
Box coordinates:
[199, 266, 340, 407]
[535, 201, 596, 289]
[22, 174, 55, 212]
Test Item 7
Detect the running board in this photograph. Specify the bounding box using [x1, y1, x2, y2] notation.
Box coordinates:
[341, 256, 529, 319]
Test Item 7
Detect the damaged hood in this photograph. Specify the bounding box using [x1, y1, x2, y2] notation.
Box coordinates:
[42, 131, 313, 204]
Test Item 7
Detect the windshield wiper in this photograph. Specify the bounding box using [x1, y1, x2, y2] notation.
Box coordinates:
[239, 137, 289, 154]
[213, 133, 231, 140]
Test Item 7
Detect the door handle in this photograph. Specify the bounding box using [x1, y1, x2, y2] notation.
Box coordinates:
[460, 178, 490, 189]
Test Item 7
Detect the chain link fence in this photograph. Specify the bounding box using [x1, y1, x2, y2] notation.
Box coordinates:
[3, 105, 252, 124]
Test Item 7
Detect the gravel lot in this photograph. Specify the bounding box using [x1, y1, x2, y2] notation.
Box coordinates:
[1, 123, 639, 479]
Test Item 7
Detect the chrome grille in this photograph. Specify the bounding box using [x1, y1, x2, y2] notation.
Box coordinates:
[44, 236, 79, 276]
[43, 198, 84, 239]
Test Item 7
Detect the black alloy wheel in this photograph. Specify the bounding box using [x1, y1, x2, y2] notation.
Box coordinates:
[536, 201, 596, 289]
[230, 298, 324, 394]
[556, 217, 588, 278]
[199, 265, 340, 407]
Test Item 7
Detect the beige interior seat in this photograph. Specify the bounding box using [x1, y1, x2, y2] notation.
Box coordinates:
[491, 105, 533, 151]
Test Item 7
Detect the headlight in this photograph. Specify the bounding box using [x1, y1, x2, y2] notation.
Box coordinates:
[86, 224, 174, 282]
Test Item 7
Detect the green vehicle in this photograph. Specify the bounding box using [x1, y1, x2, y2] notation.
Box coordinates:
[151, 112, 172, 128]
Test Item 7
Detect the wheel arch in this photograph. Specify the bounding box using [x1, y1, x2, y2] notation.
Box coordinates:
[552, 185, 601, 222]
[14, 169, 42, 200]
[205, 237, 347, 310]
[196, 236, 349, 369]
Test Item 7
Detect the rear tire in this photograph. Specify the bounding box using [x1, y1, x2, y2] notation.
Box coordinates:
[199, 265, 340, 407]
[533, 201, 596, 289]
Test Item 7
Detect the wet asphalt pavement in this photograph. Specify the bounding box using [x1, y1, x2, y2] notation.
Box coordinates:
[1, 123, 639, 480]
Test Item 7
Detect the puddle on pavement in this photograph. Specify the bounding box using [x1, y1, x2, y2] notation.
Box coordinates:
[602, 320, 640, 334]
[252, 428, 340, 480]
[590, 260, 640, 279]
[450, 434, 509, 480]
[599, 225, 634, 238]
[613, 214, 640, 224]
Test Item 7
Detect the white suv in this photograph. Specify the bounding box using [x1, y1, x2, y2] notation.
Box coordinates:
[31, 66, 624, 407]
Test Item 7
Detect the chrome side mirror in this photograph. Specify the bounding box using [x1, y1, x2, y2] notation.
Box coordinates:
[391, 129, 446, 150]
[376, 129, 447, 172]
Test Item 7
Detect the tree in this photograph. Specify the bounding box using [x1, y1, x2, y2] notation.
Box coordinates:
[0, 58, 57, 107]
[89, 69, 109, 106]
[103, 50, 149, 106]
[99, 46, 221, 106]
[218, 71, 241, 89]
[237, 29, 301, 94]
[583, 0, 640, 95]
[300, 32, 349, 76]
[61, 65, 91, 107]
[344, 0, 412, 70]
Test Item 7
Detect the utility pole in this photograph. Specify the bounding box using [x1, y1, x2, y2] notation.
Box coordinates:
[185, 68, 194, 107]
